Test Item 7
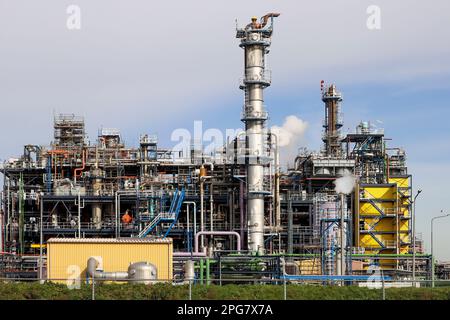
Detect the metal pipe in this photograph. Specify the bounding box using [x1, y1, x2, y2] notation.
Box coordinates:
[194, 231, 241, 253]
[6, 178, 10, 243]
[184, 201, 197, 238]
[115, 191, 118, 238]
[340, 194, 346, 276]
[174, 252, 207, 257]
[0, 192, 3, 253]
[187, 202, 190, 250]
[239, 180, 245, 250]
[210, 182, 214, 232]
[287, 191, 293, 256]
[78, 192, 81, 237]
[200, 180, 204, 249]
[87, 257, 128, 280]
[412, 189, 422, 283]
[39, 193, 43, 282]
[73, 150, 86, 183]
[431, 211, 450, 287]
[203, 162, 214, 172]
[206, 258, 211, 286]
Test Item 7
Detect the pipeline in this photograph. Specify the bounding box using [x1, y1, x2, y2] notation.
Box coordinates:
[87, 257, 128, 281]
[87, 257, 157, 284]
[174, 231, 241, 258]
[74, 150, 86, 183]
[195, 231, 241, 253]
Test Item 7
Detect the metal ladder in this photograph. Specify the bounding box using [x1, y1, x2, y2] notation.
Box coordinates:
[138, 188, 185, 238]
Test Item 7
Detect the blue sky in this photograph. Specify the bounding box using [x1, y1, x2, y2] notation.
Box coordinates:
[0, 0, 449, 259]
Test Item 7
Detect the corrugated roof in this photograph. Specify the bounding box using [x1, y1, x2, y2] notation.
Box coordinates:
[47, 237, 172, 244]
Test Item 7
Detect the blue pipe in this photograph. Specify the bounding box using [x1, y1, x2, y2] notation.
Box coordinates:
[282, 275, 391, 281]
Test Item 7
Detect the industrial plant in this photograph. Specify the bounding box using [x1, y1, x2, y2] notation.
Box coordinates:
[0, 14, 438, 284]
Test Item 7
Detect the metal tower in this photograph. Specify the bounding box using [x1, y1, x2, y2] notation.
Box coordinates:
[321, 83, 343, 158]
[236, 13, 279, 254]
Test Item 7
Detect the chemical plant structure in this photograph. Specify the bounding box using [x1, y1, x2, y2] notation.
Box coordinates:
[0, 14, 433, 284]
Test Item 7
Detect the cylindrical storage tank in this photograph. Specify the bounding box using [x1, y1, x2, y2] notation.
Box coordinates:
[184, 260, 195, 282]
[92, 204, 102, 230]
[128, 261, 157, 285]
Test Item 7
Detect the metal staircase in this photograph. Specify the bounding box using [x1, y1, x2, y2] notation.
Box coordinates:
[138, 188, 185, 238]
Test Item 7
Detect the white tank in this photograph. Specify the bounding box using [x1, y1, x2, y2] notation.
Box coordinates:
[184, 260, 195, 282]
[128, 262, 157, 285]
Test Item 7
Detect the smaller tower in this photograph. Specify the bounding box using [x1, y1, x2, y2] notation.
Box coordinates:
[321, 83, 343, 158]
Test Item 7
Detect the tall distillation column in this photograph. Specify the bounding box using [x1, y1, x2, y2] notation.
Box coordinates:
[236, 13, 279, 254]
[321, 83, 343, 158]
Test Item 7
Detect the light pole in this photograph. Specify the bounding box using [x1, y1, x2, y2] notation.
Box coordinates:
[412, 189, 422, 283]
[431, 211, 450, 287]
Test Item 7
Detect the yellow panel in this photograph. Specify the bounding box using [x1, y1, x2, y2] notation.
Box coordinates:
[388, 177, 409, 189]
[357, 180, 411, 263]
[362, 186, 396, 200]
[47, 238, 173, 283]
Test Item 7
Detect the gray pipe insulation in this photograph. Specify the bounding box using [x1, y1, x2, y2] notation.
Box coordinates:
[87, 257, 128, 280]
[87, 257, 157, 283]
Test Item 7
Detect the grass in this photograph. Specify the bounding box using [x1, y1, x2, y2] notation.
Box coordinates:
[0, 282, 449, 300]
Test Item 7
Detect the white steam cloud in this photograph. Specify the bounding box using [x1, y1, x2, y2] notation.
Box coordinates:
[334, 169, 357, 195]
[271, 115, 308, 167]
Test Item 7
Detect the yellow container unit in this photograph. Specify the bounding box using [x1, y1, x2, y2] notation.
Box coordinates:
[355, 177, 411, 270]
[47, 238, 173, 283]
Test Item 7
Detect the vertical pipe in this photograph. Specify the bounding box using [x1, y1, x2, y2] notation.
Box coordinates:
[0, 191, 3, 253]
[6, 178, 10, 243]
[186, 203, 190, 252]
[287, 191, 293, 256]
[115, 192, 118, 238]
[431, 218, 434, 288]
[118, 194, 121, 237]
[78, 192, 81, 238]
[340, 194, 346, 276]
[239, 180, 244, 250]
[200, 259, 204, 285]
[39, 193, 43, 282]
[210, 183, 213, 232]
[413, 194, 416, 282]
[206, 258, 211, 286]
[275, 137, 280, 230]
[200, 181, 204, 250]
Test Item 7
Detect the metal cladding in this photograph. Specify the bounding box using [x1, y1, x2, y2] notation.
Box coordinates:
[236, 13, 279, 254]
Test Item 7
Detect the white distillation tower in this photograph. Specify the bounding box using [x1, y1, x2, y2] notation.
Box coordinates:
[236, 13, 279, 254]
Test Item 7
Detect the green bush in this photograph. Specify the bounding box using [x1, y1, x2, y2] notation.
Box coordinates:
[0, 282, 449, 300]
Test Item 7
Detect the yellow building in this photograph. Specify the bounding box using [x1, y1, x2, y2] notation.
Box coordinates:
[354, 176, 411, 270]
[47, 238, 173, 283]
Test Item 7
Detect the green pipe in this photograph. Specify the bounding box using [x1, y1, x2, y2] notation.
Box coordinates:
[199, 259, 204, 284]
[206, 258, 211, 286]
